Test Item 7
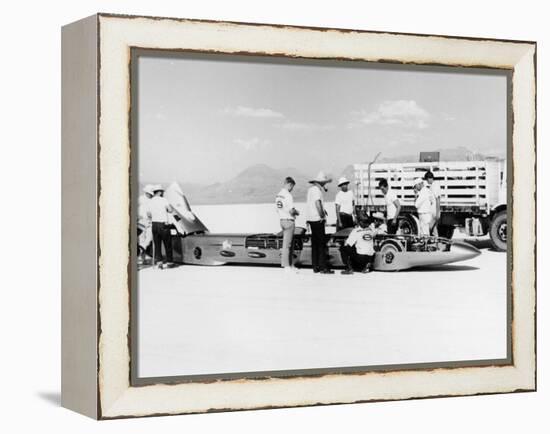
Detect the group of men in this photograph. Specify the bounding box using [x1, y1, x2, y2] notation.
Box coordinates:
[138, 184, 175, 268]
[275, 169, 442, 274]
[378, 170, 441, 236]
[139, 169, 441, 272]
[412, 171, 441, 236]
[275, 171, 387, 275]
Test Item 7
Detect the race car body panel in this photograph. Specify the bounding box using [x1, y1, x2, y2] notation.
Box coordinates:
[173, 230, 480, 271]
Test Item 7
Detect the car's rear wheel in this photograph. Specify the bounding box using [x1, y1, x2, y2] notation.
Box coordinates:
[379, 239, 403, 254]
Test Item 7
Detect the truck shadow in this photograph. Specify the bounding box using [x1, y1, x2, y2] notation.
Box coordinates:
[412, 264, 479, 272]
[459, 238, 505, 252]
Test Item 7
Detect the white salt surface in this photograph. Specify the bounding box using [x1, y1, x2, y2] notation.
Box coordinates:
[137, 203, 507, 378]
[193, 201, 338, 234]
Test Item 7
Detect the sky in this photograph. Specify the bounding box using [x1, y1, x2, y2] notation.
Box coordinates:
[137, 53, 508, 184]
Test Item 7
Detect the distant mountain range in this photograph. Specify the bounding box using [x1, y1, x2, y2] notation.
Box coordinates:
[377, 146, 502, 164]
[180, 164, 311, 205]
[142, 147, 503, 205]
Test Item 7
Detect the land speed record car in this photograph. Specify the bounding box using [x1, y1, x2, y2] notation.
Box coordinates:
[163, 182, 480, 271]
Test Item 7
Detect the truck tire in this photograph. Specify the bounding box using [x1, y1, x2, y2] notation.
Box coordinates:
[399, 215, 419, 236]
[489, 211, 507, 252]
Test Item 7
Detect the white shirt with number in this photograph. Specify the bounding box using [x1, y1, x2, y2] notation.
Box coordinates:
[335, 190, 354, 215]
[415, 186, 433, 214]
[148, 196, 171, 223]
[345, 224, 383, 256]
[306, 185, 324, 222]
[426, 182, 441, 216]
[275, 188, 295, 220]
[385, 189, 399, 219]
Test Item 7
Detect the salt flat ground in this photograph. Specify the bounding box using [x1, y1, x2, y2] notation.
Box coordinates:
[137, 204, 507, 378]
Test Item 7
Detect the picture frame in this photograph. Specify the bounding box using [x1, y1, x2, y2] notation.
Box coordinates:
[61, 13, 536, 419]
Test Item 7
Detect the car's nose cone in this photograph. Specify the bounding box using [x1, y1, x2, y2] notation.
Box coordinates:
[450, 241, 482, 262]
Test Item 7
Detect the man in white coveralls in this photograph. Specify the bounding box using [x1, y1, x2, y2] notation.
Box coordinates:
[414, 177, 434, 236]
[275, 177, 300, 272]
[423, 170, 441, 237]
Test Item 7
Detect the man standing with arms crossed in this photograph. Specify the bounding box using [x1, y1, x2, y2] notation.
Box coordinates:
[306, 171, 334, 274]
[275, 177, 300, 272]
[377, 178, 401, 235]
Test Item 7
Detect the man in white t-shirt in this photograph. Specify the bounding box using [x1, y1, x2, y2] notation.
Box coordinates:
[340, 212, 386, 274]
[414, 178, 433, 236]
[147, 185, 175, 268]
[335, 177, 355, 231]
[306, 171, 334, 274]
[377, 178, 401, 234]
[424, 170, 441, 236]
[275, 177, 300, 271]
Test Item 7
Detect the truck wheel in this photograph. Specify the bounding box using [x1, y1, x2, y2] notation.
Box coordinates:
[399, 215, 418, 236]
[489, 211, 507, 252]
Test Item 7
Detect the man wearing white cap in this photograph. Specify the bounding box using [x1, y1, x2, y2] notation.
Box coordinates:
[306, 171, 334, 274]
[335, 176, 355, 231]
[414, 178, 433, 236]
[147, 184, 175, 268]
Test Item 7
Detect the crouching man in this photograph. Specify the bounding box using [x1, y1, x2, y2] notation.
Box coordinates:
[340, 212, 386, 274]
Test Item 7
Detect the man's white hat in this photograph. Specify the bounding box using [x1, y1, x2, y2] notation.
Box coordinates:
[143, 184, 155, 195]
[413, 177, 424, 186]
[337, 176, 350, 187]
[152, 184, 165, 192]
[309, 171, 332, 184]
[372, 211, 385, 220]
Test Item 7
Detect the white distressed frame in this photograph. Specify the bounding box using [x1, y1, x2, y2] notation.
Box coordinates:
[93, 14, 535, 418]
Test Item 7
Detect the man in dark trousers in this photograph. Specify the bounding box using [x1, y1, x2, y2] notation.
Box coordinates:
[377, 178, 401, 235]
[335, 176, 355, 231]
[147, 185, 175, 269]
[306, 171, 334, 274]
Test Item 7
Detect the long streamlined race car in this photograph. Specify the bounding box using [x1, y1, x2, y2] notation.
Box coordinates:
[163, 183, 481, 272]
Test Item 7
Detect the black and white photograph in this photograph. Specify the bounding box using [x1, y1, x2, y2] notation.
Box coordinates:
[133, 51, 510, 381]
